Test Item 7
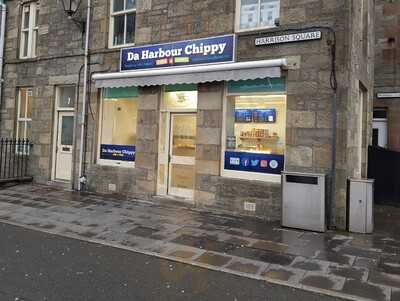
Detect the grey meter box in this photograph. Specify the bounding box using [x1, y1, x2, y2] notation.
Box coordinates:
[347, 179, 374, 234]
[282, 172, 326, 232]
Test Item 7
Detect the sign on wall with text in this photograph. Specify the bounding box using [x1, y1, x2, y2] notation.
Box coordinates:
[120, 35, 235, 71]
[100, 144, 136, 162]
[255, 31, 322, 46]
[224, 151, 284, 175]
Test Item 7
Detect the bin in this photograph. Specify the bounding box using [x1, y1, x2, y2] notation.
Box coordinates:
[282, 172, 326, 232]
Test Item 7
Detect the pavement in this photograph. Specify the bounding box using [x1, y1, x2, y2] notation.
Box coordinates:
[0, 184, 399, 301]
[0, 222, 344, 301]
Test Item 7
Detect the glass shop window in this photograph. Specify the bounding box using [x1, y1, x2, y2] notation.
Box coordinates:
[237, 0, 280, 31]
[98, 87, 139, 166]
[223, 79, 286, 182]
[109, 0, 136, 47]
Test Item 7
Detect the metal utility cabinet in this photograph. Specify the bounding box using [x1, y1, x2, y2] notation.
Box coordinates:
[347, 179, 374, 234]
[282, 172, 326, 232]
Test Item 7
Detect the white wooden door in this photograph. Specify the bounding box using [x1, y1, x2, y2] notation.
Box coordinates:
[55, 111, 74, 181]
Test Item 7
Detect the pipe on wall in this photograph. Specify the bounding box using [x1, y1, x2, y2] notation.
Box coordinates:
[0, 1, 7, 132]
[78, 0, 91, 191]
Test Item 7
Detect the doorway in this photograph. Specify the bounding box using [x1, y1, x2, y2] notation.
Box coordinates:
[372, 108, 388, 148]
[157, 87, 198, 201]
[168, 113, 197, 199]
[55, 112, 74, 181]
[52, 86, 76, 182]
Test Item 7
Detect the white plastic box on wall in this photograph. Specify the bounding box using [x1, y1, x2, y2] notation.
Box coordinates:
[347, 179, 374, 234]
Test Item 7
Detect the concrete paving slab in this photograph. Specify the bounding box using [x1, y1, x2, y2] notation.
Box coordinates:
[195, 252, 232, 267]
[225, 260, 261, 274]
[291, 257, 330, 272]
[316, 251, 356, 266]
[354, 256, 378, 270]
[300, 272, 345, 291]
[328, 264, 368, 281]
[261, 264, 306, 284]
[342, 279, 391, 301]
[369, 271, 400, 289]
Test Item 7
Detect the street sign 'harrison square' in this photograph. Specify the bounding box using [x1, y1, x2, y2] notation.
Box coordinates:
[255, 31, 322, 46]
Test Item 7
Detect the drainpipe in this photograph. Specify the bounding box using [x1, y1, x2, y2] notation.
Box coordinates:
[0, 0, 6, 131]
[78, 0, 91, 190]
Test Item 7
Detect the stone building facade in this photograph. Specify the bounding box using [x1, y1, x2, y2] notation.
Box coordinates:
[374, 0, 400, 151]
[0, 0, 375, 230]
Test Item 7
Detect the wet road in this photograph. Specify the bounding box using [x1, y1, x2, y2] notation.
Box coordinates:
[0, 222, 344, 301]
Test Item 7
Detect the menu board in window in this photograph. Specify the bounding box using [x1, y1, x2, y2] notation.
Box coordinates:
[253, 109, 276, 123]
[235, 109, 253, 123]
[235, 109, 277, 123]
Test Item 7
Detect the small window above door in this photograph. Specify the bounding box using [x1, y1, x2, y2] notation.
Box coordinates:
[57, 86, 76, 109]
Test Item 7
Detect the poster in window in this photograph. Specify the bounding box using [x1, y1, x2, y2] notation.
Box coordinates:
[100, 144, 136, 162]
[235, 109, 253, 123]
[253, 109, 277, 123]
[224, 151, 284, 175]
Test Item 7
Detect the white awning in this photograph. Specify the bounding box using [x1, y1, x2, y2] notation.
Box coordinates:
[93, 59, 287, 88]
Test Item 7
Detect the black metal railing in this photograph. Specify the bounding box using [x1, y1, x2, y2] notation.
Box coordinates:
[0, 138, 33, 184]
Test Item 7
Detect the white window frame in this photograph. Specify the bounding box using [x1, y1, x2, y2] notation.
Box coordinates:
[16, 88, 33, 154]
[109, 0, 137, 49]
[20, 2, 39, 59]
[235, 0, 280, 33]
[96, 89, 137, 168]
[220, 84, 286, 183]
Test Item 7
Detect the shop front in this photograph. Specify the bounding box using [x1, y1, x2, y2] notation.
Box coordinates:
[91, 35, 288, 219]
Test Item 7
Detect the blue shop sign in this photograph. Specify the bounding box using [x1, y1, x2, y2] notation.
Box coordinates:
[224, 151, 284, 175]
[100, 144, 136, 162]
[120, 35, 235, 71]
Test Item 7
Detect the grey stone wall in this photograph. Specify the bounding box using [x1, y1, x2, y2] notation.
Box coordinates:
[194, 82, 223, 206]
[0, 0, 375, 226]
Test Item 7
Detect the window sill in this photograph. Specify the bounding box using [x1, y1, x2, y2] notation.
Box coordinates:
[18, 56, 38, 61]
[235, 25, 278, 35]
[108, 42, 136, 50]
[221, 169, 281, 183]
[96, 160, 135, 168]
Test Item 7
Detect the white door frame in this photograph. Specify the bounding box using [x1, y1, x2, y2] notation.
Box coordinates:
[167, 113, 197, 199]
[373, 118, 388, 148]
[51, 86, 76, 182]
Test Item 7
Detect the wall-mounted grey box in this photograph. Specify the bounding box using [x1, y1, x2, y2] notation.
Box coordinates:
[282, 172, 326, 232]
[347, 179, 374, 234]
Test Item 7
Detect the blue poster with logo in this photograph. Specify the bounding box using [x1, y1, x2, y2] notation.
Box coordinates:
[235, 109, 253, 123]
[235, 109, 276, 123]
[253, 109, 277, 123]
[100, 144, 136, 162]
[224, 151, 284, 175]
[120, 35, 235, 71]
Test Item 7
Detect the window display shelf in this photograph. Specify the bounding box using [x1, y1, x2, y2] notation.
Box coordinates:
[239, 136, 279, 141]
